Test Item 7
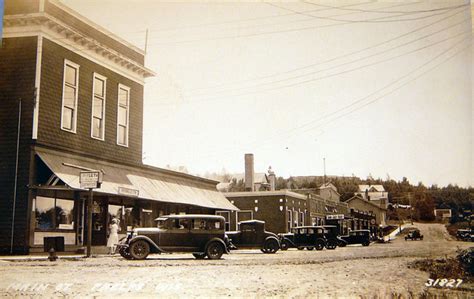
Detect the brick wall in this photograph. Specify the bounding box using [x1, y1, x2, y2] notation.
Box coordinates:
[37, 37, 144, 165]
[0, 37, 37, 253]
[227, 194, 306, 234]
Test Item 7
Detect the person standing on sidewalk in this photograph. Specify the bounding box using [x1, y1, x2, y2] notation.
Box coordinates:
[107, 218, 120, 255]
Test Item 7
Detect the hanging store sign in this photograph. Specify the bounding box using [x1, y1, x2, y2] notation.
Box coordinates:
[326, 214, 345, 220]
[80, 171, 102, 189]
[118, 186, 139, 197]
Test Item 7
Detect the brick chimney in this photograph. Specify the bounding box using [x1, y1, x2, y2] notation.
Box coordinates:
[244, 153, 254, 191]
[268, 166, 276, 191]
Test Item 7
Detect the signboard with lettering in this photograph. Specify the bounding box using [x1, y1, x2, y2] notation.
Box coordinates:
[118, 186, 139, 197]
[326, 214, 345, 220]
[80, 171, 101, 189]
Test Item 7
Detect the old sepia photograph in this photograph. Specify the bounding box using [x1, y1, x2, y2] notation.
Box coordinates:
[0, 0, 473, 298]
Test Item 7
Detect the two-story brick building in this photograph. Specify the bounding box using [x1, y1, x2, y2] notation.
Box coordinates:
[0, 0, 236, 254]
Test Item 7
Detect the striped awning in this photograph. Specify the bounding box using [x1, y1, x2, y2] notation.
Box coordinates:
[35, 147, 238, 211]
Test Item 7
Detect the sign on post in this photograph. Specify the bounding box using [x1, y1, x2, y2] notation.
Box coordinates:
[80, 171, 102, 189]
[326, 214, 345, 220]
[79, 170, 102, 258]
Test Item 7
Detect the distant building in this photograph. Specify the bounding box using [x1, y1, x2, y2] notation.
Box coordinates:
[346, 195, 387, 227]
[434, 209, 452, 221]
[223, 190, 309, 233]
[319, 182, 341, 202]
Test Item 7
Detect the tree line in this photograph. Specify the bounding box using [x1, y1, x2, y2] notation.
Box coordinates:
[226, 175, 473, 222]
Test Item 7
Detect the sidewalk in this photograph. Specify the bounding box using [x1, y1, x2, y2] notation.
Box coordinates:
[386, 223, 413, 240]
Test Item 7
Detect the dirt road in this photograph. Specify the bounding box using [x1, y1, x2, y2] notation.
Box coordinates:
[0, 223, 471, 298]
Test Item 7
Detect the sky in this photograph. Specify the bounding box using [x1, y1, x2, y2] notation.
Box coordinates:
[61, 0, 473, 187]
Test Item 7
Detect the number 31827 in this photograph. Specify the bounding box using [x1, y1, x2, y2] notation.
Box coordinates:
[425, 278, 463, 288]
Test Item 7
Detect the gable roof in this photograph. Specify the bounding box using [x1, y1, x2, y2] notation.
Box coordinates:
[358, 185, 385, 192]
[346, 195, 387, 211]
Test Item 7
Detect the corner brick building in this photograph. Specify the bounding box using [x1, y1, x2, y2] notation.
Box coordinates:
[0, 0, 236, 254]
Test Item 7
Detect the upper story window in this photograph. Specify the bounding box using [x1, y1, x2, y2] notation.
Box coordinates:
[91, 73, 107, 140]
[117, 84, 130, 147]
[61, 60, 80, 132]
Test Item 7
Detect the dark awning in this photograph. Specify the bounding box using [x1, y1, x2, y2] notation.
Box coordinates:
[35, 147, 238, 211]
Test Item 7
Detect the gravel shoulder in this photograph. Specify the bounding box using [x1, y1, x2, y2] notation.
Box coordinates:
[0, 222, 471, 298]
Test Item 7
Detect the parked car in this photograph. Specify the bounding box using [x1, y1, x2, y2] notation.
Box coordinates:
[117, 214, 230, 260]
[279, 226, 327, 251]
[405, 229, 423, 241]
[456, 228, 473, 242]
[225, 220, 280, 253]
[340, 229, 371, 246]
[322, 225, 348, 249]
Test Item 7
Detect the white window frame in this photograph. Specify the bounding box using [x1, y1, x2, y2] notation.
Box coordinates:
[60, 60, 79, 133]
[116, 84, 130, 147]
[300, 211, 305, 226]
[287, 210, 292, 232]
[91, 73, 107, 141]
[216, 211, 230, 231]
[235, 210, 253, 230]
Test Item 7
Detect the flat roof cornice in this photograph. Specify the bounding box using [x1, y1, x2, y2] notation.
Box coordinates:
[224, 190, 307, 200]
[4, 13, 155, 81]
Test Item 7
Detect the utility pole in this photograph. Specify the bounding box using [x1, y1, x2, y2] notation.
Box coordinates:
[408, 192, 413, 224]
[323, 157, 326, 184]
[10, 98, 21, 254]
[87, 188, 93, 257]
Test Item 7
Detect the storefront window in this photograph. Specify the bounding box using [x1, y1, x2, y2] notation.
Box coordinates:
[35, 196, 74, 230]
[56, 199, 74, 229]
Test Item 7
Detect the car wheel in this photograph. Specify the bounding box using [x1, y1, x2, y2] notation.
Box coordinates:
[263, 239, 279, 254]
[326, 240, 337, 250]
[338, 240, 347, 247]
[315, 241, 324, 251]
[206, 242, 224, 260]
[362, 241, 370, 246]
[280, 241, 289, 251]
[306, 247, 314, 251]
[297, 247, 304, 250]
[129, 240, 150, 260]
[119, 247, 133, 260]
[193, 253, 206, 259]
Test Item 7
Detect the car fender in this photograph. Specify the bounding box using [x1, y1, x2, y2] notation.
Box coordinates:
[205, 237, 229, 254]
[264, 236, 280, 247]
[280, 237, 296, 248]
[129, 235, 167, 253]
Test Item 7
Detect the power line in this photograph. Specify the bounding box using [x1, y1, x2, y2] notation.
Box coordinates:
[179, 36, 469, 161]
[143, 2, 418, 41]
[301, 1, 468, 14]
[145, 4, 468, 46]
[180, 18, 469, 99]
[265, 2, 465, 24]
[134, 1, 376, 33]
[152, 27, 470, 106]
[175, 7, 466, 94]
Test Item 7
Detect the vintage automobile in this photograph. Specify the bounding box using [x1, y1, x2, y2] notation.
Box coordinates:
[117, 214, 230, 260]
[456, 228, 473, 242]
[405, 229, 423, 241]
[340, 229, 371, 246]
[322, 225, 348, 249]
[279, 226, 327, 251]
[225, 220, 280, 253]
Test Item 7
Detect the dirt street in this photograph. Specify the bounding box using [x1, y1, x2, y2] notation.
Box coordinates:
[0, 223, 472, 298]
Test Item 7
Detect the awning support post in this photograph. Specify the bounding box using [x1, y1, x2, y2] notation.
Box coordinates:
[87, 188, 93, 257]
